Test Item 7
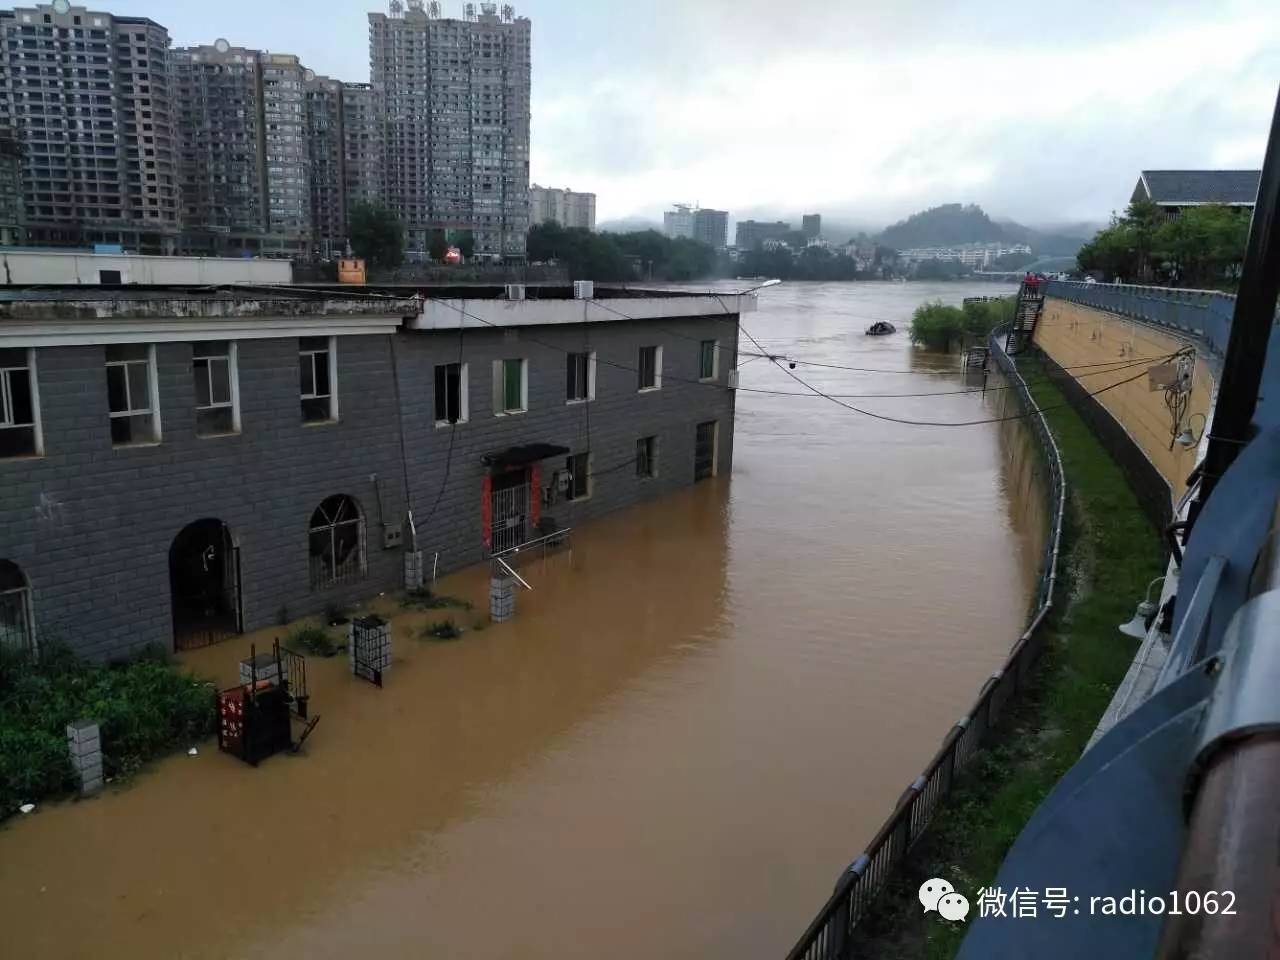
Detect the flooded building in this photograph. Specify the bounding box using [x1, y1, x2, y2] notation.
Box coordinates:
[0, 284, 745, 661]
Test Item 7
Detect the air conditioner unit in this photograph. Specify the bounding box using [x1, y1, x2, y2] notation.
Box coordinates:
[727, 368, 740, 390]
[573, 280, 594, 300]
[505, 283, 525, 301]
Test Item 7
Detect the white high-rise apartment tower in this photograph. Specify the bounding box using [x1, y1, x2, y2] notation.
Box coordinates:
[369, 0, 531, 261]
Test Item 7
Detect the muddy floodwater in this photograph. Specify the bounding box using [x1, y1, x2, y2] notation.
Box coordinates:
[0, 280, 1047, 959]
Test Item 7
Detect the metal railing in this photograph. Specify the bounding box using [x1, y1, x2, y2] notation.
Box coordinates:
[1042, 279, 1251, 360]
[785, 327, 1065, 959]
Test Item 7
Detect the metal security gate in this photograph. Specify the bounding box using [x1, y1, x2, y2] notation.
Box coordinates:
[694, 420, 718, 481]
[170, 519, 242, 651]
[490, 470, 530, 554]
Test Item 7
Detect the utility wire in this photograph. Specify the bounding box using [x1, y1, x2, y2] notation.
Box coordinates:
[739, 320, 1183, 428]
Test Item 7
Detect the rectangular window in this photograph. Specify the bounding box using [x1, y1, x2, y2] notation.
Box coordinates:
[105, 343, 159, 445]
[0, 347, 41, 458]
[193, 340, 239, 436]
[565, 451, 590, 500]
[299, 335, 338, 423]
[699, 339, 718, 380]
[98, 268, 121, 284]
[636, 435, 657, 479]
[434, 361, 468, 424]
[566, 351, 595, 402]
[492, 357, 526, 414]
[638, 344, 662, 391]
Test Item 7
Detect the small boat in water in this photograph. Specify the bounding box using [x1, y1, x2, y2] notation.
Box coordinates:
[865, 321, 897, 336]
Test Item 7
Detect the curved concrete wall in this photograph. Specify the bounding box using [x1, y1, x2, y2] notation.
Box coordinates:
[1033, 297, 1215, 503]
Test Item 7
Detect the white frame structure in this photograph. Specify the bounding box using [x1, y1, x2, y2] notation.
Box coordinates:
[638, 344, 663, 392]
[566, 350, 596, 403]
[0, 347, 42, 458]
[308, 494, 367, 590]
[434, 361, 470, 426]
[636, 435, 658, 479]
[493, 357, 528, 415]
[699, 339, 719, 381]
[105, 343, 161, 445]
[193, 340, 241, 436]
[300, 335, 339, 423]
[0, 559, 35, 655]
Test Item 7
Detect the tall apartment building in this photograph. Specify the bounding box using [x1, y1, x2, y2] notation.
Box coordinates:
[0, 3, 178, 252]
[735, 219, 791, 250]
[663, 203, 694, 239]
[369, 1, 531, 262]
[172, 41, 311, 258]
[0, 131, 23, 244]
[693, 208, 727, 250]
[529, 184, 595, 230]
[305, 74, 345, 259]
[342, 82, 386, 212]
[802, 213, 821, 238]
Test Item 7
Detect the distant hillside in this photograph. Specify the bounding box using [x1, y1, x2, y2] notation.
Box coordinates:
[878, 203, 1006, 248]
[877, 203, 1089, 257]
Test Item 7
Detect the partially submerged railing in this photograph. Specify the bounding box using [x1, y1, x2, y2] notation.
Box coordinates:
[785, 327, 1065, 959]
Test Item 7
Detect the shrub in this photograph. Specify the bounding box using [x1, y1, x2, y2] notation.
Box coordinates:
[288, 624, 338, 657]
[421, 620, 463, 641]
[402, 587, 472, 611]
[0, 645, 215, 818]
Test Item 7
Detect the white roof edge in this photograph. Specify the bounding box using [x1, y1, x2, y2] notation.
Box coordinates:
[0, 312, 404, 347]
[410, 293, 756, 331]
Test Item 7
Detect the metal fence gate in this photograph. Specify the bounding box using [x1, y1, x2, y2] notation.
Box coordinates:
[694, 420, 718, 481]
[490, 471, 530, 554]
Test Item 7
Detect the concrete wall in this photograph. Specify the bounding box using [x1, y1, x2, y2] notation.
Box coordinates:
[0, 315, 737, 660]
[1034, 297, 1215, 501]
[0, 250, 292, 286]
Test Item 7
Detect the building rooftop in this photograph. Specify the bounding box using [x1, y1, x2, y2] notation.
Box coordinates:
[1135, 170, 1261, 206]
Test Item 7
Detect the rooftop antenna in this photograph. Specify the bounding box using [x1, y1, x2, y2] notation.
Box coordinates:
[389, 0, 404, 15]
[501, 3, 514, 20]
[428, 0, 441, 16]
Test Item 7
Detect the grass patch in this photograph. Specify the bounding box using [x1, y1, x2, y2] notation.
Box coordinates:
[288, 624, 339, 658]
[420, 619, 464, 641]
[848, 357, 1166, 959]
[0, 645, 215, 819]
[402, 587, 473, 612]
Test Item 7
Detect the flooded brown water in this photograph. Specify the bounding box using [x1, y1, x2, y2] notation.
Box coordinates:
[0, 280, 1044, 959]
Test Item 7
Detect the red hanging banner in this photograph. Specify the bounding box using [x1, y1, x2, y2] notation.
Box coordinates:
[481, 474, 492, 549]
[529, 464, 541, 530]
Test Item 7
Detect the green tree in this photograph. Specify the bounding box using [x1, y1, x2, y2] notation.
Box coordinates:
[428, 229, 449, 263]
[909, 300, 967, 351]
[1153, 204, 1250, 288]
[347, 202, 404, 269]
[455, 230, 476, 260]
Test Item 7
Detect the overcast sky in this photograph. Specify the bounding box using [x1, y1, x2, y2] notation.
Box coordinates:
[118, 0, 1279, 230]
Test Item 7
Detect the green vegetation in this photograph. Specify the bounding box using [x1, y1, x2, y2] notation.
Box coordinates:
[401, 587, 473, 611]
[1077, 198, 1249, 288]
[347, 201, 405, 269]
[288, 624, 339, 658]
[0, 646, 215, 818]
[909, 298, 1014, 352]
[737, 244, 861, 281]
[421, 620, 463, 641]
[850, 359, 1165, 958]
[428, 229, 449, 263]
[527, 221, 717, 281]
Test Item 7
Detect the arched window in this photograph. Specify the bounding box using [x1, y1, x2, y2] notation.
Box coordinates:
[0, 559, 34, 654]
[309, 495, 366, 590]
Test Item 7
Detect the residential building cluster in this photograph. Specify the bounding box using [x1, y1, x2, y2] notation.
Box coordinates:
[895, 242, 1032, 267]
[663, 203, 729, 250]
[0, 0, 532, 261]
[530, 184, 596, 230]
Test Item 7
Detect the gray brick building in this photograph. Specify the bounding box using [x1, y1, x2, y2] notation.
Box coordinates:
[0, 285, 748, 661]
